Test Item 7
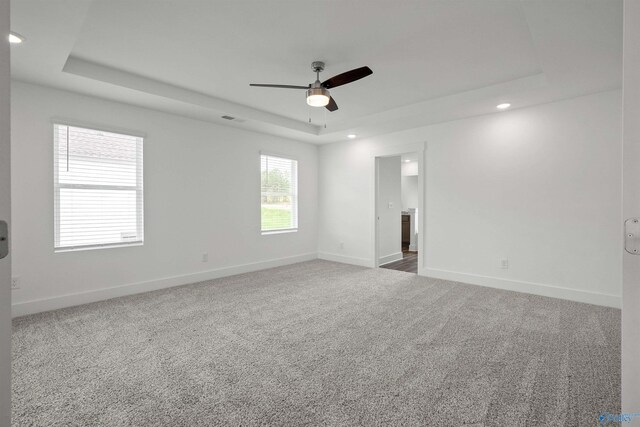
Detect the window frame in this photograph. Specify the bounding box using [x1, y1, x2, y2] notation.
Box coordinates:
[53, 122, 145, 252]
[260, 152, 298, 235]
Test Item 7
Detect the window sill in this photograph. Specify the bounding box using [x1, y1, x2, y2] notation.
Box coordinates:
[261, 229, 298, 236]
[55, 242, 143, 253]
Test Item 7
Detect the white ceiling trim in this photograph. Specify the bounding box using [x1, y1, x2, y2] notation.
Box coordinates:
[319, 72, 548, 136]
[63, 56, 321, 137]
[63, 55, 548, 143]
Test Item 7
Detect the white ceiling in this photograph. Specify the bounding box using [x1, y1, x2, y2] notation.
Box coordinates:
[10, 0, 622, 144]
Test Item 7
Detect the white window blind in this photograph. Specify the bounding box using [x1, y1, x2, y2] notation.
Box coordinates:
[261, 154, 298, 233]
[53, 124, 144, 251]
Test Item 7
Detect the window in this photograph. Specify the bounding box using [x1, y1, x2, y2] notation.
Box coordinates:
[260, 154, 298, 233]
[53, 124, 144, 251]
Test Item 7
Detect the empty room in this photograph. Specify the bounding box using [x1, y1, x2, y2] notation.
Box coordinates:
[1, 0, 640, 426]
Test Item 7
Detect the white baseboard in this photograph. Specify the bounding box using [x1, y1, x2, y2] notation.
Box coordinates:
[12, 252, 318, 318]
[317, 252, 374, 268]
[423, 268, 621, 309]
[379, 252, 403, 266]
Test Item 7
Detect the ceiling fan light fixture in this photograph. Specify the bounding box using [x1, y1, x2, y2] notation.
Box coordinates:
[306, 87, 330, 107]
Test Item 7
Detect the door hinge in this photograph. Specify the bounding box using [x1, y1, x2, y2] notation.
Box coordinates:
[625, 218, 640, 255]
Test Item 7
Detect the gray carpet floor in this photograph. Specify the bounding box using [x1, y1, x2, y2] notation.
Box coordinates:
[12, 260, 620, 426]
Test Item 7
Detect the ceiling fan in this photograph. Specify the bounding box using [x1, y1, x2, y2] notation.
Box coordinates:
[250, 61, 373, 112]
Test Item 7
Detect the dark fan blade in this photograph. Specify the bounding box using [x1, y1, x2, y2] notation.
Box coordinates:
[249, 84, 309, 89]
[322, 66, 372, 89]
[325, 97, 338, 112]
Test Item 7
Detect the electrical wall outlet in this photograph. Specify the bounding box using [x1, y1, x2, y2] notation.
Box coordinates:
[11, 277, 20, 290]
[202, 253, 209, 262]
[388, 202, 394, 209]
[501, 259, 509, 269]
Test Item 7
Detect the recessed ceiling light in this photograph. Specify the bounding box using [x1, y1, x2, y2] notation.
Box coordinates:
[8, 32, 24, 44]
[347, 134, 357, 139]
[404, 159, 411, 163]
[496, 103, 511, 110]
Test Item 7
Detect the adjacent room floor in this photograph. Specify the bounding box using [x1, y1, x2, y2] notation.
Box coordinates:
[381, 249, 418, 274]
[12, 260, 620, 426]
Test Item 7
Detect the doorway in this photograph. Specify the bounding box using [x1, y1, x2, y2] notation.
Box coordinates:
[375, 152, 421, 274]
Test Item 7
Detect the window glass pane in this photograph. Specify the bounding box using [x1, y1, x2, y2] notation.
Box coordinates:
[55, 126, 139, 187]
[261, 155, 298, 232]
[54, 124, 143, 251]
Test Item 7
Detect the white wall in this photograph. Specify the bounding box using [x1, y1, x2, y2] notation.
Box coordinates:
[622, 0, 640, 419]
[0, 0, 11, 424]
[376, 156, 402, 264]
[401, 161, 418, 177]
[10, 82, 318, 316]
[401, 175, 418, 211]
[319, 90, 622, 307]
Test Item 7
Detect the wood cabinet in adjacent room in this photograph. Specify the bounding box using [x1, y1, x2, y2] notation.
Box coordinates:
[401, 214, 410, 247]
